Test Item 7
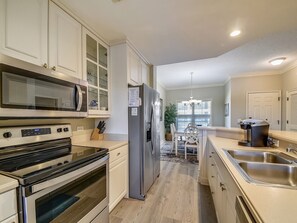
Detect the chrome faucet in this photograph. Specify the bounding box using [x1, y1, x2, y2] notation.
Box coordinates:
[286, 144, 297, 155]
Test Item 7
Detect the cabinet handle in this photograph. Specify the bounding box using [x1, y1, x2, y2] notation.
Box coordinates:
[43, 63, 48, 68]
[52, 66, 56, 71]
[117, 152, 121, 156]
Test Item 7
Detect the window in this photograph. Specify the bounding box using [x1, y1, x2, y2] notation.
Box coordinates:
[176, 100, 212, 132]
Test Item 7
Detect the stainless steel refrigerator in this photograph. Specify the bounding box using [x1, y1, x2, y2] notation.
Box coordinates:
[128, 84, 160, 200]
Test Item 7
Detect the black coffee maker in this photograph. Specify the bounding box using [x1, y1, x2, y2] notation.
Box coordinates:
[238, 119, 269, 147]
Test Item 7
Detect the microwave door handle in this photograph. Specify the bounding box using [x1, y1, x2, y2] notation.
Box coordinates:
[75, 85, 83, 111]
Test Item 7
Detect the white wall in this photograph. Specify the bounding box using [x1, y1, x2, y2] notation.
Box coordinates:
[166, 85, 225, 126]
[230, 74, 282, 127]
[157, 83, 166, 146]
[100, 44, 128, 135]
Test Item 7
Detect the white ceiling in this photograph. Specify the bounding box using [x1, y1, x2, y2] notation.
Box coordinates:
[58, 0, 297, 89]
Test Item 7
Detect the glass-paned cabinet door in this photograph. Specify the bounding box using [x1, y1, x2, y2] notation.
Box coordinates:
[86, 35, 97, 62]
[88, 87, 98, 110]
[87, 61, 98, 87]
[99, 67, 108, 90]
[99, 44, 108, 68]
[83, 28, 110, 116]
[99, 90, 108, 111]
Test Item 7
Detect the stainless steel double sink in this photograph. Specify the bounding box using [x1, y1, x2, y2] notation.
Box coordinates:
[224, 149, 297, 189]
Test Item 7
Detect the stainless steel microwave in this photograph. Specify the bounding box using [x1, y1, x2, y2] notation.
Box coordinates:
[0, 55, 87, 118]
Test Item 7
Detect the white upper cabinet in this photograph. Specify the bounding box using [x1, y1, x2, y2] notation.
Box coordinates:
[0, 0, 48, 66]
[49, 2, 82, 79]
[127, 47, 142, 85]
[141, 61, 150, 85]
[82, 28, 110, 117]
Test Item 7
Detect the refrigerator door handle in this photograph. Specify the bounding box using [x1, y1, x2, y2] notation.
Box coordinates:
[151, 105, 154, 153]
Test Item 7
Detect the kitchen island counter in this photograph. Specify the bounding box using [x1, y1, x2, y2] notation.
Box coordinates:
[208, 135, 297, 223]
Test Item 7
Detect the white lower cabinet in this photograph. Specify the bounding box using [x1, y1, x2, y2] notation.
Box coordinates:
[109, 145, 128, 212]
[0, 189, 18, 223]
[1, 214, 18, 223]
[207, 144, 239, 223]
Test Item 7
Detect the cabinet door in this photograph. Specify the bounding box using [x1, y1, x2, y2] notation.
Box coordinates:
[82, 28, 110, 117]
[49, 2, 82, 79]
[0, 0, 47, 66]
[128, 48, 141, 85]
[1, 214, 18, 223]
[109, 155, 128, 212]
[0, 189, 17, 222]
[141, 61, 149, 85]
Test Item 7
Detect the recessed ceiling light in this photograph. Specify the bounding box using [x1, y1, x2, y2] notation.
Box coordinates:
[269, 57, 286, 66]
[230, 30, 241, 37]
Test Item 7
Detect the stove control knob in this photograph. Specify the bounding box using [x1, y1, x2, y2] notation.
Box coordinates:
[57, 128, 62, 133]
[63, 127, 69, 132]
[57, 163, 63, 166]
[3, 132, 12, 138]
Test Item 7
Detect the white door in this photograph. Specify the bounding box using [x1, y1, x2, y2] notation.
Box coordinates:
[0, 0, 47, 66]
[286, 90, 297, 131]
[49, 2, 82, 79]
[247, 92, 281, 130]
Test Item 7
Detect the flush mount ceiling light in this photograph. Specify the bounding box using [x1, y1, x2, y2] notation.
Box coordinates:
[230, 30, 241, 37]
[182, 72, 202, 106]
[269, 57, 286, 66]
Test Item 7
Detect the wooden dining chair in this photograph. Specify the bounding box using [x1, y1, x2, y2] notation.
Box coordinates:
[184, 125, 199, 160]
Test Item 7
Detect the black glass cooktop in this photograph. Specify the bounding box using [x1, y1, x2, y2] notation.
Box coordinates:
[0, 138, 108, 185]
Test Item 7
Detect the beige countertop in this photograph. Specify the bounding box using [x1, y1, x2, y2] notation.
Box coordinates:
[0, 175, 18, 194]
[208, 135, 297, 223]
[73, 140, 128, 151]
[198, 126, 297, 144]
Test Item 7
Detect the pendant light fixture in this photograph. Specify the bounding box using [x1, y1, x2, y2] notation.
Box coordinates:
[182, 72, 202, 106]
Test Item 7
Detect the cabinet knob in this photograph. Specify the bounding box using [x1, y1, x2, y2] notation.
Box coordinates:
[211, 151, 215, 154]
[43, 63, 48, 68]
[211, 176, 214, 178]
[211, 164, 215, 166]
[219, 182, 224, 187]
[221, 186, 226, 191]
[52, 66, 56, 71]
[209, 155, 212, 158]
[117, 152, 121, 156]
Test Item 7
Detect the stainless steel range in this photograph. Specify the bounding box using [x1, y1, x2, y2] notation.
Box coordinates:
[0, 124, 109, 223]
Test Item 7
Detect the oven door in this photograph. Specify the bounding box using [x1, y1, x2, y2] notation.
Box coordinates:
[23, 156, 109, 223]
[0, 62, 87, 118]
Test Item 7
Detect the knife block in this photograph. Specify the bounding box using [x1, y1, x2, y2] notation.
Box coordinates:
[90, 128, 104, 140]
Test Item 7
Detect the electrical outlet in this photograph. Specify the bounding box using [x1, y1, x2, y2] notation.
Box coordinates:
[77, 126, 84, 131]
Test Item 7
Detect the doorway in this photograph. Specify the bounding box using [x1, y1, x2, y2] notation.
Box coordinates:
[246, 91, 281, 130]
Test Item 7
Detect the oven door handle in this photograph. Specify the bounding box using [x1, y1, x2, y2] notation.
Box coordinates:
[31, 155, 108, 194]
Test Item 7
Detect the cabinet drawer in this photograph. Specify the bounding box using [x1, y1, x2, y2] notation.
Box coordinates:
[1, 214, 18, 223]
[109, 145, 128, 163]
[0, 189, 17, 222]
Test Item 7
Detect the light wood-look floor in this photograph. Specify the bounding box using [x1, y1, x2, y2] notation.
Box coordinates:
[109, 160, 199, 223]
